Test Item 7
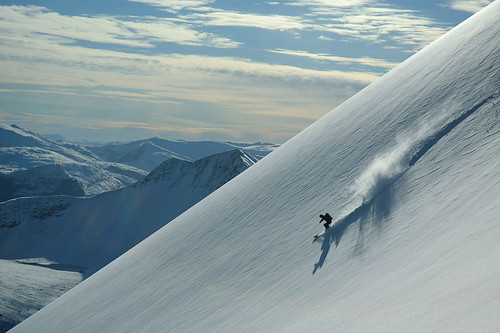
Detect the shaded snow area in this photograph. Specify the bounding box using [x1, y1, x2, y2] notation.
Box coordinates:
[0, 124, 147, 198]
[0, 164, 84, 202]
[9, 2, 500, 332]
[0, 259, 82, 333]
[0, 150, 256, 331]
[0, 124, 277, 201]
[139, 149, 257, 191]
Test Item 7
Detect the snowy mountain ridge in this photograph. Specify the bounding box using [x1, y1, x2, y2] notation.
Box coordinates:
[0, 164, 84, 202]
[87, 137, 277, 172]
[0, 124, 147, 199]
[139, 149, 257, 189]
[0, 149, 257, 331]
[86, 139, 186, 172]
[0, 149, 256, 266]
[0, 123, 277, 201]
[10, 2, 500, 332]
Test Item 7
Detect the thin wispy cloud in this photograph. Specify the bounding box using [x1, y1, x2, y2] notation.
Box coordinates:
[0, 111, 235, 136]
[170, 1, 452, 51]
[0, 34, 373, 143]
[0, 1, 475, 143]
[0, 31, 377, 86]
[127, 0, 215, 12]
[444, 0, 494, 13]
[281, 2, 450, 50]
[0, 5, 379, 91]
[180, 11, 307, 31]
[269, 49, 399, 70]
[0, 5, 238, 48]
[286, 0, 376, 7]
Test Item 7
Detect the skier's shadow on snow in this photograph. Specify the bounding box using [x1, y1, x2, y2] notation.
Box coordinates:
[313, 186, 394, 274]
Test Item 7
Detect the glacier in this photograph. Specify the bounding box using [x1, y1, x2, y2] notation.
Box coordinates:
[9, 1, 500, 332]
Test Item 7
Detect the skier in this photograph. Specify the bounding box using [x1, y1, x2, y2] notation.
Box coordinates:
[319, 213, 333, 230]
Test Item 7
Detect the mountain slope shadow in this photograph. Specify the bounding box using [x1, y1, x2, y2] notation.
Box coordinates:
[313, 186, 394, 274]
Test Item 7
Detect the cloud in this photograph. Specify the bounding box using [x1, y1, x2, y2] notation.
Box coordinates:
[122, 1, 451, 52]
[173, 1, 451, 52]
[127, 0, 215, 12]
[0, 110, 233, 136]
[286, 0, 376, 7]
[444, 0, 494, 13]
[269, 49, 399, 70]
[0, 28, 373, 141]
[0, 5, 239, 49]
[0, 1, 459, 143]
[179, 11, 307, 31]
[0, 21, 378, 87]
[0, 3, 452, 62]
[282, 2, 451, 50]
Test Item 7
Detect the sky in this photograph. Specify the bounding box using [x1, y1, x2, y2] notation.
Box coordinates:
[0, 0, 494, 143]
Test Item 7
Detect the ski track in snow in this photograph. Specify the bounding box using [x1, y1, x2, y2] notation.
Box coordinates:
[8, 2, 500, 332]
[349, 91, 498, 216]
[314, 92, 500, 272]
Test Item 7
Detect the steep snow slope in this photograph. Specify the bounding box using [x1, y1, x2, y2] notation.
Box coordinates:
[0, 124, 146, 198]
[0, 149, 255, 331]
[11, 2, 500, 332]
[0, 149, 256, 273]
[0, 259, 82, 333]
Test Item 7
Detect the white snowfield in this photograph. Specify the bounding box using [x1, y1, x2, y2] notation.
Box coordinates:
[0, 149, 256, 331]
[87, 137, 278, 172]
[0, 149, 256, 274]
[11, 1, 500, 332]
[0, 124, 147, 198]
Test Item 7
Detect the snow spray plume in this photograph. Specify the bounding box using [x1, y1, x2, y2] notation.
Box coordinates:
[351, 123, 432, 205]
[352, 142, 408, 204]
[349, 92, 499, 208]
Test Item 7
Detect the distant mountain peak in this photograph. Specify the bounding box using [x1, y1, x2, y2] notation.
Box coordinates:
[138, 149, 257, 190]
[0, 123, 47, 148]
[13, 3, 500, 332]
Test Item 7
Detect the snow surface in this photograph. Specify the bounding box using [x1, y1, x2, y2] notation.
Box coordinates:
[86, 139, 186, 172]
[88, 137, 278, 171]
[0, 164, 84, 201]
[0, 124, 147, 198]
[0, 149, 256, 331]
[0, 124, 276, 201]
[0, 259, 82, 332]
[0, 149, 256, 273]
[10, 2, 500, 332]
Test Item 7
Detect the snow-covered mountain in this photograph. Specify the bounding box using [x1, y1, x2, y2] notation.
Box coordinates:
[0, 149, 256, 331]
[10, 2, 500, 332]
[0, 149, 256, 271]
[87, 137, 278, 172]
[139, 148, 257, 189]
[86, 139, 186, 172]
[0, 124, 147, 199]
[0, 124, 277, 201]
[0, 164, 84, 202]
